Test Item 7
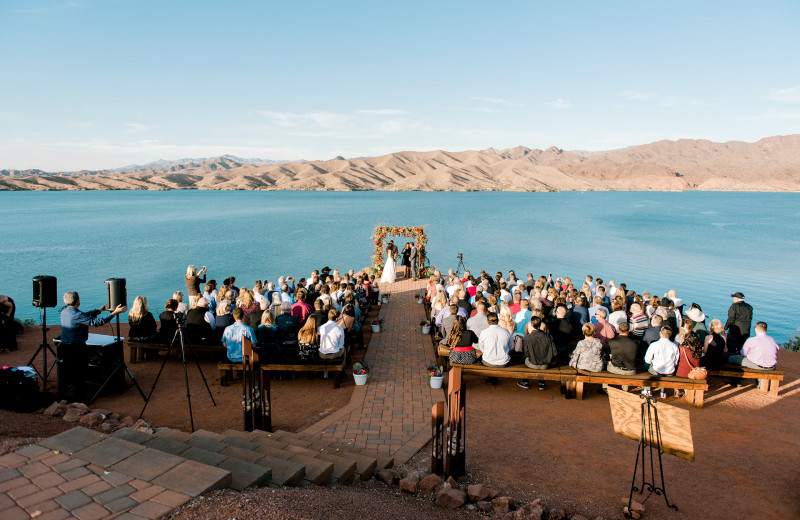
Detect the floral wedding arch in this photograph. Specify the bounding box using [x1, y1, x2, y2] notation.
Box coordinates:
[371, 225, 433, 277]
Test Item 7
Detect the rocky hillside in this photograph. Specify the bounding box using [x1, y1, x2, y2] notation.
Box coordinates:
[2, 135, 798, 191]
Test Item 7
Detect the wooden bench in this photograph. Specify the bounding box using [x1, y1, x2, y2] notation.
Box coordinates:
[574, 371, 709, 408]
[128, 340, 225, 364]
[450, 361, 578, 391]
[218, 352, 350, 388]
[707, 366, 784, 395]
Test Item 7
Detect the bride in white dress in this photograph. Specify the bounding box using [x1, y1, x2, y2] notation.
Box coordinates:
[380, 246, 397, 283]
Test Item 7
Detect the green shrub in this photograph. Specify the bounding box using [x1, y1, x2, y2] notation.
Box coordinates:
[784, 329, 800, 352]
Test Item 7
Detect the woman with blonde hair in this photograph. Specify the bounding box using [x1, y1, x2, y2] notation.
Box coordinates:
[297, 314, 320, 360]
[128, 296, 157, 341]
[215, 299, 234, 333]
[499, 304, 516, 336]
[269, 291, 283, 317]
[425, 275, 437, 298]
[569, 323, 604, 372]
[173, 291, 189, 314]
[332, 269, 341, 283]
[238, 290, 259, 320]
[184, 264, 207, 308]
[431, 289, 448, 315]
[257, 310, 279, 360]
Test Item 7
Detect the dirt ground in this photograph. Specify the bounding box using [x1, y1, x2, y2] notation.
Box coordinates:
[456, 348, 800, 519]
[2, 321, 799, 519]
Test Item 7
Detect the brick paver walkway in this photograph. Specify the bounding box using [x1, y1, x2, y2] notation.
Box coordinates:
[0, 443, 191, 520]
[303, 269, 443, 463]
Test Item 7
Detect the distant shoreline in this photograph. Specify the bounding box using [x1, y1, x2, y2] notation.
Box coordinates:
[2, 135, 799, 192]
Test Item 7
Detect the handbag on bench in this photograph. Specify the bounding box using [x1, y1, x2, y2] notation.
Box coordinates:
[682, 349, 707, 380]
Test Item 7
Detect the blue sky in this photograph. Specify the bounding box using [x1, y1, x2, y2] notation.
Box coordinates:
[1, 0, 799, 171]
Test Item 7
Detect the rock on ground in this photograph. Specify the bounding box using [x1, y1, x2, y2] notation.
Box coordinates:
[399, 478, 418, 494]
[467, 483, 489, 503]
[377, 469, 396, 485]
[419, 474, 444, 495]
[492, 496, 515, 515]
[435, 485, 466, 509]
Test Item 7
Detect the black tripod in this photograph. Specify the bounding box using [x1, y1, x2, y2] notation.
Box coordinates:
[139, 318, 216, 431]
[455, 253, 467, 277]
[27, 307, 57, 391]
[87, 315, 147, 405]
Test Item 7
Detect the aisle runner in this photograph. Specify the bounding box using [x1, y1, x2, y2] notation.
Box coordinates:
[303, 269, 441, 462]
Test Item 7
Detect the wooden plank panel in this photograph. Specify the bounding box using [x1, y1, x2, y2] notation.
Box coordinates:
[608, 387, 695, 462]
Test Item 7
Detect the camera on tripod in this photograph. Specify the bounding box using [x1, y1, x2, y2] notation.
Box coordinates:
[455, 252, 466, 276]
[174, 311, 188, 327]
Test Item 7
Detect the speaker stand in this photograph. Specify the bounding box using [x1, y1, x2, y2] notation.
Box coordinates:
[26, 307, 57, 391]
[86, 316, 146, 405]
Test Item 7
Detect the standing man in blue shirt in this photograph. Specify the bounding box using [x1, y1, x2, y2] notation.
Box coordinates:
[59, 290, 127, 399]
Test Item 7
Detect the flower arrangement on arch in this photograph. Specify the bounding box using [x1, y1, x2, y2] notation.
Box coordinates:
[370, 224, 431, 275]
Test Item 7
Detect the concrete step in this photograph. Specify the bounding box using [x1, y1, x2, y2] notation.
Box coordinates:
[132, 428, 302, 488]
[268, 429, 391, 475]
[284, 444, 357, 484]
[111, 428, 271, 490]
[250, 441, 332, 486]
[43, 427, 231, 495]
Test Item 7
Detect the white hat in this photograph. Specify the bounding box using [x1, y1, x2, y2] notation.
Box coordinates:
[686, 307, 706, 323]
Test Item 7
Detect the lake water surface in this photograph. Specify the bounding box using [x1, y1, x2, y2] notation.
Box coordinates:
[1, 190, 797, 342]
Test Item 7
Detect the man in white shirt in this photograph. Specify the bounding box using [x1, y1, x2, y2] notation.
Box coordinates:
[318, 309, 345, 359]
[478, 313, 512, 367]
[644, 326, 679, 375]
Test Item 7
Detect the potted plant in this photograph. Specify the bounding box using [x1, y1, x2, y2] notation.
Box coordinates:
[426, 361, 444, 389]
[371, 318, 383, 333]
[415, 293, 424, 304]
[420, 320, 431, 334]
[381, 293, 390, 304]
[353, 361, 371, 386]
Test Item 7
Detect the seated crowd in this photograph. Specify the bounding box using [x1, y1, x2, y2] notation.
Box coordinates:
[126, 265, 379, 364]
[429, 269, 781, 395]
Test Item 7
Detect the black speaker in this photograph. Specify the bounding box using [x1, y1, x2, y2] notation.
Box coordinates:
[105, 278, 127, 309]
[32, 275, 57, 308]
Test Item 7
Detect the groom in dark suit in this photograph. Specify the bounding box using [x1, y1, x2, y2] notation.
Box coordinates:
[409, 243, 418, 280]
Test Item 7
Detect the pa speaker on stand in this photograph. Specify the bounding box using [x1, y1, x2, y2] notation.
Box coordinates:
[91, 277, 146, 405]
[28, 275, 58, 390]
[32, 275, 57, 309]
[105, 278, 127, 311]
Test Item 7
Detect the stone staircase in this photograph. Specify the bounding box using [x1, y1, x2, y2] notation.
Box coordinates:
[40, 426, 393, 496]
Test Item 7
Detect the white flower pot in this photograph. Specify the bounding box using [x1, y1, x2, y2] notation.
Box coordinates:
[429, 375, 443, 389]
[371, 323, 382, 333]
[353, 373, 368, 386]
[421, 325, 431, 334]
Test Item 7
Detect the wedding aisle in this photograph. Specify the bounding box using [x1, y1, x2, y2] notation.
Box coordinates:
[302, 268, 441, 462]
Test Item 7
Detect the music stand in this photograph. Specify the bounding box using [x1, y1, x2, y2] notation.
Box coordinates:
[27, 306, 57, 391]
[608, 387, 693, 515]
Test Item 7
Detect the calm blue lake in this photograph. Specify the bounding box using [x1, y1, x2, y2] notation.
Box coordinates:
[1, 190, 798, 342]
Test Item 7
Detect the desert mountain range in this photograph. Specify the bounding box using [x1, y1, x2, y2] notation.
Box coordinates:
[2, 135, 799, 191]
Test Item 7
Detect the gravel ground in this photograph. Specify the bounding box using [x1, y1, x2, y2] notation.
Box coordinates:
[165, 482, 482, 520]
